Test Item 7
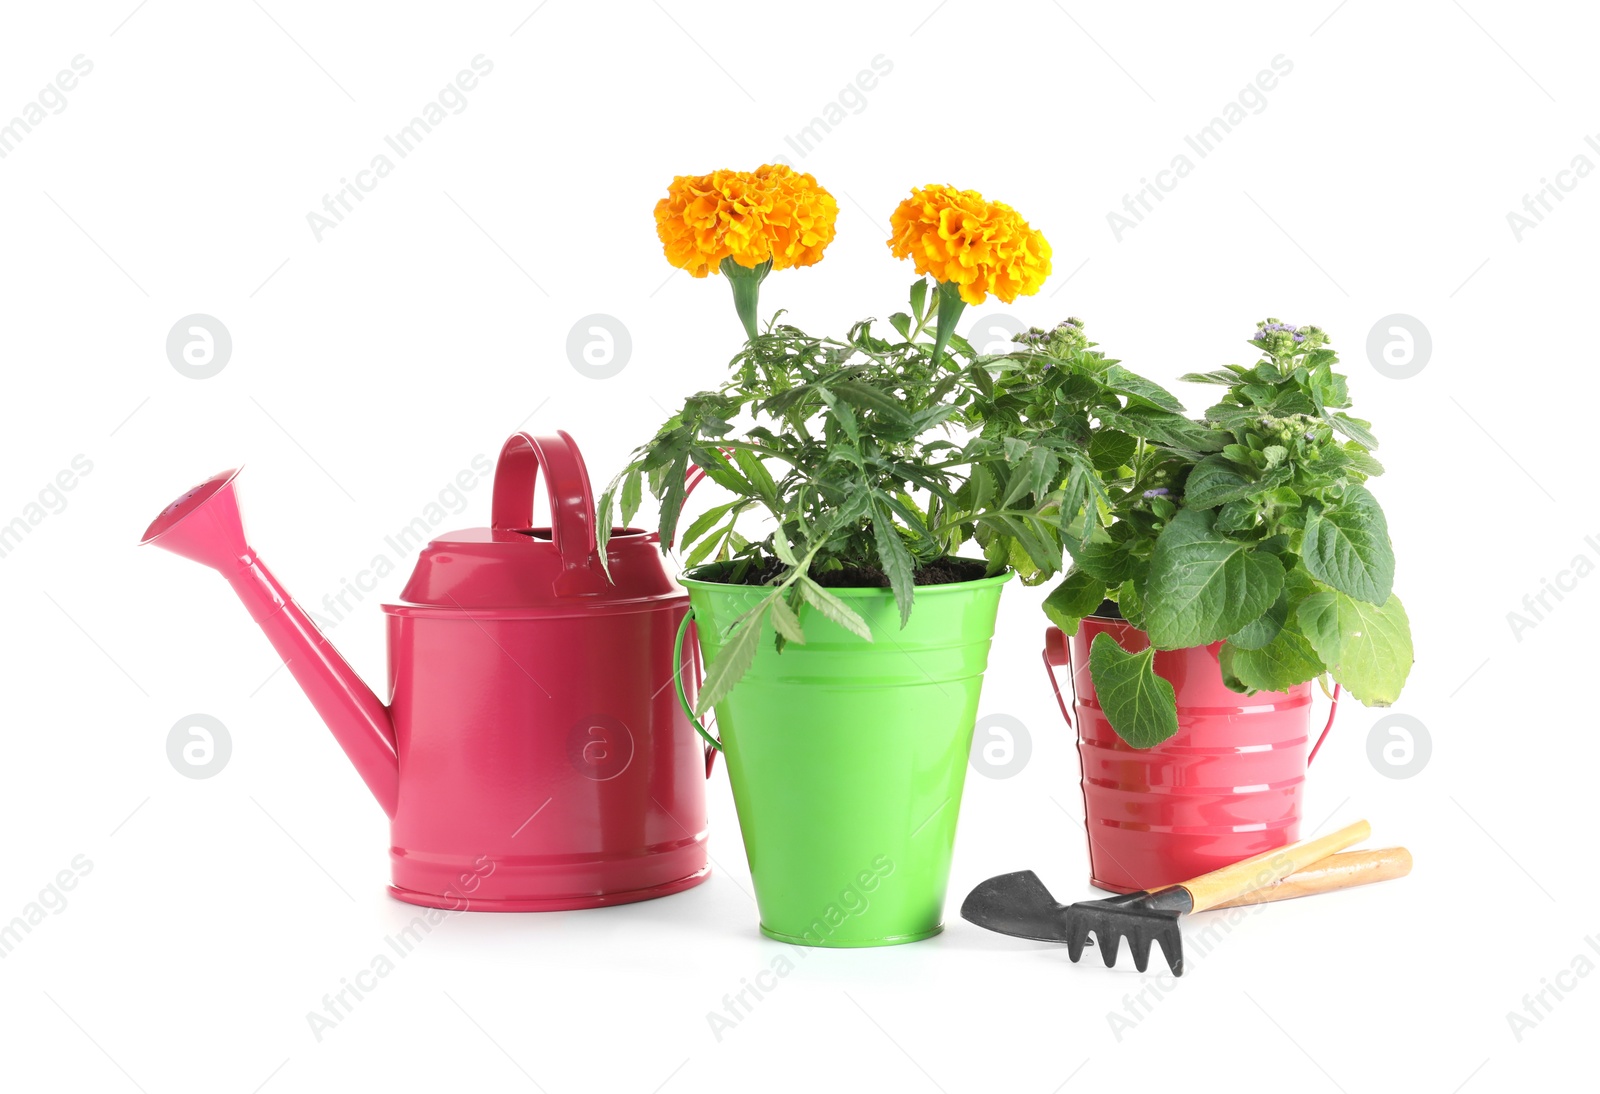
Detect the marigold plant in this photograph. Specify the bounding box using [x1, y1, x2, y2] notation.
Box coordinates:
[886, 184, 1051, 364]
[654, 165, 838, 339]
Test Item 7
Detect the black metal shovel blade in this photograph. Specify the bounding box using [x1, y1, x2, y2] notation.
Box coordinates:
[960, 870, 1074, 943]
[962, 871, 1187, 976]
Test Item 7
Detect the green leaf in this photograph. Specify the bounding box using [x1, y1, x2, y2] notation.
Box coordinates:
[1043, 568, 1107, 634]
[1069, 539, 1137, 585]
[1088, 632, 1179, 748]
[1180, 367, 1247, 386]
[1182, 456, 1256, 508]
[733, 448, 777, 504]
[1101, 365, 1185, 413]
[909, 277, 929, 322]
[1296, 591, 1343, 663]
[1330, 412, 1379, 449]
[678, 501, 738, 554]
[1089, 430, 1137, 472]
[872, 500, 916, 627]
[770, 528, 799, 566]
[1298, 591, 1413, 705]
[1301, 484, 1394, 605]
[889, 312, 912, 340]
[658, 452, 690, 547]
[619, 467, 643, 527]
[1115, 578, 1149, 630]
[1219, 619, 1324, 694]
[1227, 592, 1287, 650]
[694, 605, 768, 715]
[833, 382, 914, 433]
[798, 577, 874, 641]
[1143, 508, 1285, 649]
[769, 594, 807, 644]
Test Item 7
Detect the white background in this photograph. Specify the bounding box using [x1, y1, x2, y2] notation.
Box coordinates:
[0, 1, 1591, 1090]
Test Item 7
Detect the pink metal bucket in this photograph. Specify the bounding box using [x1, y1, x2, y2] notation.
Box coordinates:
[1043, 617, 1339, 893]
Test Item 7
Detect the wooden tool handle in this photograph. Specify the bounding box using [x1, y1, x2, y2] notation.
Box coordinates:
[1179, 820, 1371, 913]
[1209, 847, 1411, 909]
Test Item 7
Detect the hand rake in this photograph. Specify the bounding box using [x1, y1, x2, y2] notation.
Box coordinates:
[961, 821, 1399, 975]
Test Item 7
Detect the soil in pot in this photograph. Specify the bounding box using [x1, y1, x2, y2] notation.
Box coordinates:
[712, 555, 991, 589]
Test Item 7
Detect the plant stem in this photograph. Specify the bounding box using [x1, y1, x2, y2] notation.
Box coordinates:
[931, 280, 966, 367]
[721, 256, 772, 342]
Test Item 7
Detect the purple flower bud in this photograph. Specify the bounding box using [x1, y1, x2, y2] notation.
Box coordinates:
[1143, 488, 1170, 498]
[1293, 332, 1306, 342]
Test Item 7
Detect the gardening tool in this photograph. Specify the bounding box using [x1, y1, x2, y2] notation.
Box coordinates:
[1044, 620, 1344, 893]
[141, 431, 712, 911]
[961, 820, 1381, 975]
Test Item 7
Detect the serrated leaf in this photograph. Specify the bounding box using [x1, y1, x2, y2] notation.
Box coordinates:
[684, 517, 733, 568]
[872, 500, 916, 627]
[833, 382, 914, 433]
[1219, 620, 1324, 694]
[1299, 591, 1413, 705]
[1069, 539, 1138, 585]
[1102, 365, 1185, 413]
[1088, 632, 1179, 748]
[619, 467, 643, 526]
[770, 529, 799, 566]
[1296, 591, 1343, 663]
[1330, 412, 1379, 449]
[1143, 508, 1285, 649]
[798, 577, 874, 641]
[658, 452, 690, 547]
[1227, 591, 1287, 650]
[1182, 456, 1256, 508]
[769, 594, 807, 644]
[1180, 367, 1247, 386]
[910, 278, 929, 321]
[1089, 430, 1137, 472]
[1301, 484, 1394, 605]
[1043, 568, 1107, 634]
[694, 605, 767, 715]
[679, 501, 738, 554]
[734, 449, 776, 504]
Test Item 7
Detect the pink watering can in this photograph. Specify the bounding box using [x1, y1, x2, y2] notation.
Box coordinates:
[142, 431, 711, 911]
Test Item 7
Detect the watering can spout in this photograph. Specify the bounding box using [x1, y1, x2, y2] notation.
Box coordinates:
[141, 469, 400, 817]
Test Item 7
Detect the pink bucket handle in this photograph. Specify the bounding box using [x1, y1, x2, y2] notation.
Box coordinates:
[1043, 625, 1345, 759]
[1307, 683, 1343, 765]
[1042, 626, 1073, 730]
[491, 431, 598, 568]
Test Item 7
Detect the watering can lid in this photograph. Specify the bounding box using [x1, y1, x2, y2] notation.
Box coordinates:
[389, 432, 679, 613]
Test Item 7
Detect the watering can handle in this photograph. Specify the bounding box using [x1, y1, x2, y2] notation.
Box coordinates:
[672, 609, 722, 775]
[1043, 626, 1345, 758]
[491, 431, 598, 567]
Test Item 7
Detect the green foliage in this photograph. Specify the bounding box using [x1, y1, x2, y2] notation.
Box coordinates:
[1040, 319, 1413, 748]
[599, 294, 1202, 704]
[1088, 633, 1178, 748]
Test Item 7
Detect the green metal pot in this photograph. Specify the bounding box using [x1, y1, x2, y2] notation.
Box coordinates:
[673, 563, 1010, 947]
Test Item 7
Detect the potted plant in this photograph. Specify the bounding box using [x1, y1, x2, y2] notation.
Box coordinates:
[1029, 320, 1415, 891]
[598, 172, 1169, 945]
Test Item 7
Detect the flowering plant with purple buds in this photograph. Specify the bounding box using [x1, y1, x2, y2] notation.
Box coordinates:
[1038, 319, 1413, 747]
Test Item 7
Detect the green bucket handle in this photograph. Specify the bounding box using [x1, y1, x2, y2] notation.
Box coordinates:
[673, 610, 723, 764]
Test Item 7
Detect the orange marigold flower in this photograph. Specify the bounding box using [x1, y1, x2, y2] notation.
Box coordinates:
[887, 185, 1052, 305]
[655, 165, 838, 277]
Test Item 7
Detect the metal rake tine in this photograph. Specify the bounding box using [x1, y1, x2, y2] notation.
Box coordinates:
[1128, 927, 1153, 973]
[1156, 928, 1183, 977]
[1065, 916, 1091, 963]
[1096, 923, 1120, 967]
